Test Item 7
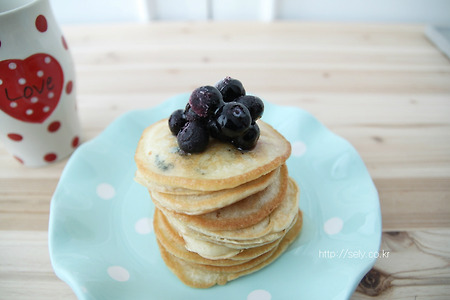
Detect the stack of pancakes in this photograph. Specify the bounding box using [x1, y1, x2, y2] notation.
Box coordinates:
[134, 119, 302, 288]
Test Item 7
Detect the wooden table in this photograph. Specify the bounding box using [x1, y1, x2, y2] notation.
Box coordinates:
[1, 22, 449, 299]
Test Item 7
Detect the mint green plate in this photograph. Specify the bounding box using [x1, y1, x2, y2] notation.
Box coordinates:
[49, 94, 381, 300]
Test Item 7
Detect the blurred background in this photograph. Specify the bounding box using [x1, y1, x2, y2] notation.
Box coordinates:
[49, 0, 450, 25]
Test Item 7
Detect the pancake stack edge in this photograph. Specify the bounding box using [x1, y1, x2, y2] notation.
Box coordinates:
[134, 119, 302, 288]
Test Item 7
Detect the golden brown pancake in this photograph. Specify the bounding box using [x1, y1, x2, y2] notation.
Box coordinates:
[157, 164, 288, 230]
[150, 166, 280, 215]
[165, 179, 299, 244]
[153, 208, 283, 266]
[156, 210, 303, 288]
[134, 119, 291, 192]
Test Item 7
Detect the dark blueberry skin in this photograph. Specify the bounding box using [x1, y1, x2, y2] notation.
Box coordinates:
[215, 77, 246, 102]
[184, 103, 208, 124]
[168, 109, 187, 136]
[168, 78, 265, 153]
[207, 119, 231, 142]
[235, 95, 264, 122]
[215, 102, 251, 138]
[232, 122, 260, 151]
[189, 86, 224, 118]
[177, 121, 209, 153]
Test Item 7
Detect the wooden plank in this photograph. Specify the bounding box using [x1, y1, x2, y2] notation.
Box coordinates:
[0, 178, 57, 231]
[61, 22, 429, 49]
[71, 47, 448, 68]
[353, 230, 450, 299]
[376, 178, 450, 230]
[70, 67, 450, 95]
[0, 231, 76, 300]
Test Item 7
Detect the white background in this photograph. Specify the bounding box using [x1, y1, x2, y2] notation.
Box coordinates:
[49, 0, 450, 26]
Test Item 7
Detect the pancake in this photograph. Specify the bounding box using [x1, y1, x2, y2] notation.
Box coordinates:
[157, 164, 288, 230]
[134, 97, 301, 288]
[180, 211, 299, 259]
[150, 166, 280, 215]
[134, 119, 291, 192]
[178, 210, 299, 252]
[135, 171, 211, 195]
[162, 179, 299, 259]
[157, 209, 303, 288]
[166, 178, 299, 244]
[153, 208, 282, 266]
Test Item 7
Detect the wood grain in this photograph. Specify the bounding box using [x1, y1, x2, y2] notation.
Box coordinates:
[0, 22, 449, 299]
[0, 231, 76, 300]
[354, 230, 450, 299]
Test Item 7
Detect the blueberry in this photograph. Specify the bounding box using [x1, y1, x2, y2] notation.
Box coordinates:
[207, 119, 231, 142]
[177, 121, 209, 153]
[215, 102, 251, 138]
[168, 109, 187, 135]
[235, 95, 264, 122]
[184, 103, 208, 124]
[232, 123, 260, 151]
[215, 77, 245, 102]
[189, 86, 224, 118]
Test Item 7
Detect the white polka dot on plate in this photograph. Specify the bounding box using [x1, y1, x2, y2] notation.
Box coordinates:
[324, 217, 344, 235]
[247, 289, 271, 300]
[96, 183, 116, 200]
[135, 217, 153, 234]
[107, 266, 130, 282]
[292, 141, 307, 157]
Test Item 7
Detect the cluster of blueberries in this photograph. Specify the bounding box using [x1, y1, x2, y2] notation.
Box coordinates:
[168, 77, 264, 153]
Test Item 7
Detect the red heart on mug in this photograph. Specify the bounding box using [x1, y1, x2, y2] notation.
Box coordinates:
[0, 53, 64, 123]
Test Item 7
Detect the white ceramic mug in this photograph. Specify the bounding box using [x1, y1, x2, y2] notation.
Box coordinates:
[0, 0, 81, 167]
